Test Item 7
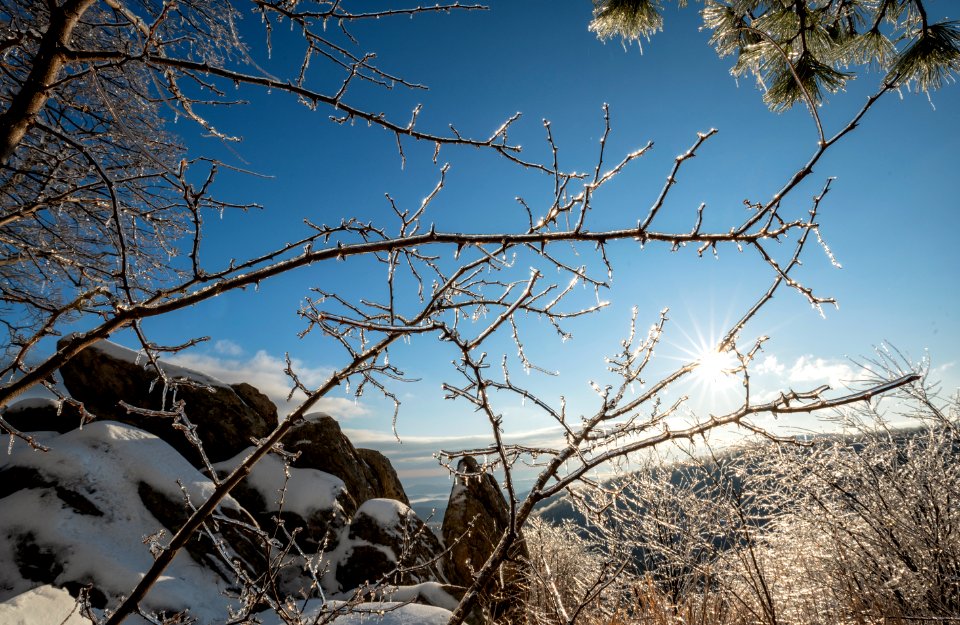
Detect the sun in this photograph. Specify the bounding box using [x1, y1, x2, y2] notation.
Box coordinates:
[692, 345, 741, 393]
[668, 314, 745, 401]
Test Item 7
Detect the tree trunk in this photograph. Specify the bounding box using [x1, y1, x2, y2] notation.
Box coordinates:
[0, 0, 95, 164]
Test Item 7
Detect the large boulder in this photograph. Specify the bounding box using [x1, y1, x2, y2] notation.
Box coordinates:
[230, 382, 279, 426]
[0, 421, 447, 620]
[0, 421, 257, 620]
[136, 480, 265, 583]
[441, 456, 510, 587]
[283, 415, 409, 509]
[357, 447, 410, 506]
[56, 338, 278, 465]
[334, 499, 445, 591]
[441, 456, 528, 623]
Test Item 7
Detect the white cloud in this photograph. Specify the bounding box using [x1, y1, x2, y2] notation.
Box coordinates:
[933, 361, 956, 376]
[397, 467, 451, 480]
[740, 354, 878, 405]
[787, 355, 857, 389]
[213, 339, 244, 357]
[754, 355, 785, 376]
[166, 349, 369, 418]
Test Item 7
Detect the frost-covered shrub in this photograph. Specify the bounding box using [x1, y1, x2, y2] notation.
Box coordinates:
[523, 517, 636, 625]
[544, 369, 960, 625]
[713, 385, 960, 624]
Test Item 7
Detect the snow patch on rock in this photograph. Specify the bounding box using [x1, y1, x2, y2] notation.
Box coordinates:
[356, 498, 413, 532]
[2, 397, 59, 413]
[381, 581, 460, 612]
[214, 447, 346, 517]
[81, 337, 228, 389]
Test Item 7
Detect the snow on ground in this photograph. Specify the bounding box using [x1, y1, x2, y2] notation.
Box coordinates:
[214, 447, 346, 517]
[380, 582, 460, 612]
[0, 421, 240, 620]
[255, 600, 453, 625]
[0, 585, 93, 625]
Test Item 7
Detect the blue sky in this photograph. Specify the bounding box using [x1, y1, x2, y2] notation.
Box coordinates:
[93, 2, 959, 495]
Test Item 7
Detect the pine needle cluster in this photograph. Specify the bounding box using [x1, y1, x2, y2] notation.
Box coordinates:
[590, 0, 960, 111]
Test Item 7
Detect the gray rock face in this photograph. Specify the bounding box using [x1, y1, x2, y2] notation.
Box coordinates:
[441, 456, 528, 622]
[56, 338, 278, 465]
[0, 466, 103, 517]
[284, 416, 375, 507]
[357, 448, 410, 506]
[230, 382, 278, 427]
[283, 415, 409, 509]
[441, 456, 510, 587]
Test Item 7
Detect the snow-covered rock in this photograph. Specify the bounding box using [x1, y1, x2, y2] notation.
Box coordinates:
[0, 347, 450, 623]
[0, 421, 248, 620]
[285, 414, 410, 508]
[330, 498, 446, 592]
[2, 397, 87, 434]
[214, 447, 352, 554]
[380, 581, 462, 612]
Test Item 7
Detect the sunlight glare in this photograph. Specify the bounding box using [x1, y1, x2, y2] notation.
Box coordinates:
[694, 346, 740, 392]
